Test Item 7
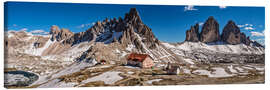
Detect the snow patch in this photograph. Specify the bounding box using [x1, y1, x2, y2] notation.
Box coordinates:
[25, 39, 55, 56]
[182, 58, 195, 64]
[126, 44, 135, 52]
[183, 68, 191, 74]
[193, 67, 234, 78]
[235, 67, 245, 72]
[228, 65, 238, 73]
[121, 51, 128, 57]
[254, 67, 264, 71]
[242, 66, 254, 70]
[115, 49, 121, 53]
[162, 43, 176, 48]
[211, 67, 234, 77]
[127, 71, 134, 74]
[60, 42, 93, 61]
[7, 33, 14, 38]
[30, 75, 49, 86]
[163, 42, 264, 55]
[104, 32, 122, 44]
[38, 79, 76, 88]
[51, 60, 97, 79]
[81, 71, 123, 85]
[146, 79, 162, 84]
[193, 70, 211, 76]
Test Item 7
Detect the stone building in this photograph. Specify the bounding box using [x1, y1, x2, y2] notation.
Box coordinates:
[127, 53, 154, 68]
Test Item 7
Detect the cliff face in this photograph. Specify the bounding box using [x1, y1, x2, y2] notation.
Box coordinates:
[200, 16, 220, 43]
[119, 8, 160, 49]
[221, 20, 251, 45]
[50, 25, 74, 42]
[185, 23, 200, 42]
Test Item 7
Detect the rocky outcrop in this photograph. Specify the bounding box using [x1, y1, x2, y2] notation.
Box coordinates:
[221, 20, 241, 44]
[185, 17, 263, 47]
[181, 49, 265, 64]
[252, 41, 264, 47]
[221, 20, 251, 45]
[200, 16, 220, 43]
[241, 34, 251, 45]
[63, 23, 100, 45]
[220, 20, 258, 46]
[124, 8, 142, 25]
[120, 8, 159, 49]
[50, 25, 60, 41]
[50, 25, 74, 42]
[185, 23, 200, 42]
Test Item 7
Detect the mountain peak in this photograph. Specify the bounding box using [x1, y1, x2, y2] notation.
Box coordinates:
[200, 16, 220, 43]
[50, 25, 60, 34]
[185, 24, 200, 42]
[221, 20, 243, 44]
[49, 8, 159, 51]
[129, 8, 139, 16]
[225, 20, 239, 30]
[49, 25, 74, 41]
[124, 8, 142, 24]
[228, 20, 235, 24]
[207, 16, 215, 21]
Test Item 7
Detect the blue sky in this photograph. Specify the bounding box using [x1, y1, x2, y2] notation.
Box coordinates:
[5, 2, 265, 45]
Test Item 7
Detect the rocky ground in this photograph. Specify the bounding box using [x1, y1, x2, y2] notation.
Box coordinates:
[4, 59, 264, 88]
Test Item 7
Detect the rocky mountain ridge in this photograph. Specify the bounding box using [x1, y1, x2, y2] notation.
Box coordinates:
[185, 16, 263, 47]
[50, 8, 160, 51]
[20, 8, 180, 64]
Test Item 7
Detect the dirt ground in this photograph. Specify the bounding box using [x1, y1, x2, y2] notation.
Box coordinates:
[5, 61, 265, 88]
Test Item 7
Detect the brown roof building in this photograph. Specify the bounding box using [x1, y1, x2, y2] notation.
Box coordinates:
[127, 53, 154, 68]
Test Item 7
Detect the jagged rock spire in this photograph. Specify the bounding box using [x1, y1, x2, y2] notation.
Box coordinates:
[221, 20, 241, 44]
[50, 25, 61, 41]
[184, 17, 262, 47]
[124, 8, 142, 24]
[49, 25, 74, 42]
[221, 20, 252, 45]
[200, 16, 220, 43]
[185, 23, 200, 42]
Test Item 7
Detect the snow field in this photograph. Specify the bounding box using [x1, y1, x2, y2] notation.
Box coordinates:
[81, 71, 123, 85]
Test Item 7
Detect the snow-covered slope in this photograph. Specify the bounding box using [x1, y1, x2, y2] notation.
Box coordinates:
[163, 42, 264, 55]
[24, 37, 56, 56]
[162, 42, 264, 64]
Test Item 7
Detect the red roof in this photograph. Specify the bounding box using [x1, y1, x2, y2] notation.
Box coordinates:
[100, 60, 106, 62]
[127, 53, 150, 62]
